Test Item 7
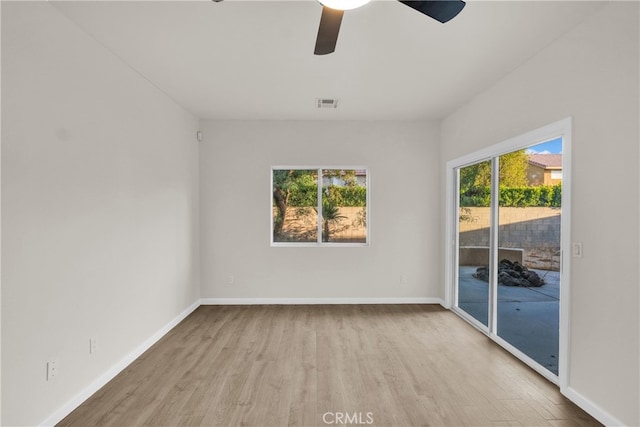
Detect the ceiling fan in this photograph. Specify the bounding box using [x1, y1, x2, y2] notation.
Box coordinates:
[314, 0, 466, 55]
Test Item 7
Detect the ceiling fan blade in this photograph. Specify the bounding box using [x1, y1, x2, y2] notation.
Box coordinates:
[397, 1, 466, 23]
[314, 6, 344, 55]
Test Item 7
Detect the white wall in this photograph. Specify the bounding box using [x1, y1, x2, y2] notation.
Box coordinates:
[0, 2, 3, 422]
[440, 2, 639, 425]
[200, 120, 440, 301]
[1, 3, 200, 426]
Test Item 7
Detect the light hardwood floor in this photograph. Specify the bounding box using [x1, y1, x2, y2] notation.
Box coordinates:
[58, 305, 601, 426]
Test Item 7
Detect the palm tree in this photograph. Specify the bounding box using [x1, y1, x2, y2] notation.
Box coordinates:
[321, 200, 346, 242]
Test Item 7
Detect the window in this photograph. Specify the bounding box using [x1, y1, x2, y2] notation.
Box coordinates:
[271, 168, 368, 246]
[551, 170, 563, 180]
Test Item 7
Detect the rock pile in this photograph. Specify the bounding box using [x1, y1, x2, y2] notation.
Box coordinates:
[473, 259, 545, 287]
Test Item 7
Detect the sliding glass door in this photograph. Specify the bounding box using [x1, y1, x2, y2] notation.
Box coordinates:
[495, 143, 562, 375]
[456, 160, 492, 329]
[452, 134, 565, 380]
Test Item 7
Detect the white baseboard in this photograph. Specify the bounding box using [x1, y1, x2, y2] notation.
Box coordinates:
[562, 386, 626, 427]
[199, 297, 444, 305]
[40, 299, 201, 427]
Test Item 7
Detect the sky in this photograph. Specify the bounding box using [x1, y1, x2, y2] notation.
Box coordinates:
[526, 137, 563, 154]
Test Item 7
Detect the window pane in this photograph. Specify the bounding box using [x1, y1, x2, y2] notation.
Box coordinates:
[497, 141, 562, 375]
[322, 169, 367, 243]
[457, 160, 492, 327]
[272, 169, 318, 243]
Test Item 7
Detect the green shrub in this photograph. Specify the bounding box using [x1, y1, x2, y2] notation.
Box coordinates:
[285, 185, 367, 207]
[551, 184, 562, 207]
[460, 186, 491, 207]
[288, 182, 317, 207]
[326, 186, 367, 207]
[460, 183, 561, 207]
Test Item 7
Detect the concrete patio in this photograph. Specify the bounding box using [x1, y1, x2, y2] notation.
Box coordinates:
[458, 266, 560, 375]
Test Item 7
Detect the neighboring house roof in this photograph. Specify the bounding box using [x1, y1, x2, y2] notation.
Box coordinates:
[527, 154, 562, 170]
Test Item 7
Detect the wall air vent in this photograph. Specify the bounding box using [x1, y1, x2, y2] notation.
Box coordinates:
[316, 98, 339, 109]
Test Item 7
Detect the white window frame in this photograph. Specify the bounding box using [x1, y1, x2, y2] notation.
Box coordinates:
[444, 117, 572, 390]
[271, 166, 370, 247]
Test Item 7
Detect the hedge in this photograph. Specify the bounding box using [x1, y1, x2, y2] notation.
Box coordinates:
[285, 185, 367, 207]
[325, 186, 367, 207]
[460, 184, 561, 207]
[287, 182, 317, 207]
[287, 184, 557, 208]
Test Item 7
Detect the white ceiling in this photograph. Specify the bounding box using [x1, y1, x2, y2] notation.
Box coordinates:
[51, 0, 605, 120]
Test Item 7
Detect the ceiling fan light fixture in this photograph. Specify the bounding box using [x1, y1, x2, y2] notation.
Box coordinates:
[318, 0, 371, 11]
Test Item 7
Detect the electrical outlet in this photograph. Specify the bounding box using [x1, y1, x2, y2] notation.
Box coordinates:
[46, 361, 57, 381]
[227, 275, 235, 285]
[90, 338, 97, 355]
[400, 274, 408, 284]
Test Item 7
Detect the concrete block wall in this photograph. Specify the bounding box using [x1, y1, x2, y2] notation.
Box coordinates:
[458, 207, 561, 270]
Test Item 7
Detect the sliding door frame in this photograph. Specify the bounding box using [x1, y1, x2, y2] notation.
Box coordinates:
[444, 117, 572, 391]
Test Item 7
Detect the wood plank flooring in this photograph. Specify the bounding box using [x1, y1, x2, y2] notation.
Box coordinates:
[58, 305, 601, 426]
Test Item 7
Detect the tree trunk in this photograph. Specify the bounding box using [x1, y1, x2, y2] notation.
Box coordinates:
[273, 188, 288, 238]
[323, 219, 330, 242]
